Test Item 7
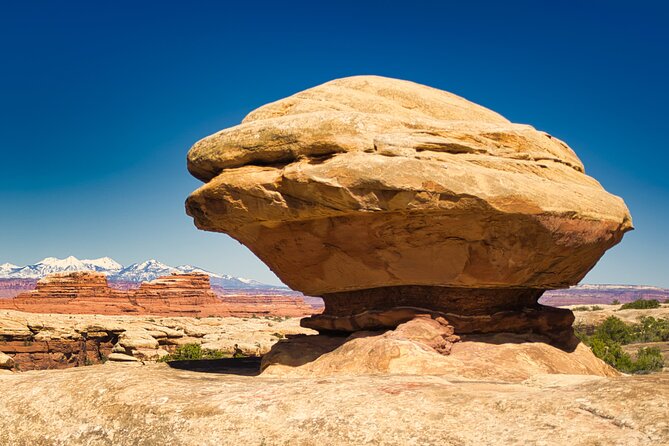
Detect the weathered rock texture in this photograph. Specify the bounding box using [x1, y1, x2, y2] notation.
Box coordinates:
[0, 363, 667, 445]
[186, 75, 632, 346]
[0, 309, 313, 370]
[0, 272, 313, 318]
[262, 322, 616, 380]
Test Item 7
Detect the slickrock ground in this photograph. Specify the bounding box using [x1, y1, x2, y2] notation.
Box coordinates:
[0, 309, 314, 370]
[262, 317, 616, 380]
[0, 271, 313, 318]
[0, 363, 667, 446]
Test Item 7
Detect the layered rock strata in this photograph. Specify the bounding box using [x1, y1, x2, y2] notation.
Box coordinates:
[0, 309, 313, 370]
[0, 272, 313, 318]
[185, 75, 632, 349]
[262, 319, 617, 379]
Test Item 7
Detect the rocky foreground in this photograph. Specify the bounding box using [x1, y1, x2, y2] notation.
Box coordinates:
[0, 309, 313, 370]
[0, 363, 667, 446]
[1, 306, 668, 444]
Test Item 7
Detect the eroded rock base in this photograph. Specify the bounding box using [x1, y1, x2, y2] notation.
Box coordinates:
[302, 286, 577, 348]
[265, 317, 614, 380]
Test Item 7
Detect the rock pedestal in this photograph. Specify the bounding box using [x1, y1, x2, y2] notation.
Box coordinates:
[302, 286, 575, 348]
[186, 76, 632, 373]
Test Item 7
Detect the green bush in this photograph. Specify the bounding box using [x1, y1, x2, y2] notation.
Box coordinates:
[573, 306, 603, 312]
[634, 347, 665, 373]
[597, 316, 634, 344]
[158, 344, 227, 362]
[632, 317, 669, 342]
[620, 299, 661, 310]
[576, 316, 667, 374]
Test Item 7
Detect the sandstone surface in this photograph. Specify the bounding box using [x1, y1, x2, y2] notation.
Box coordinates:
[0, 363, 666, 445]
[186, 75, 632, 346]
[262, 317, 616, 380]
[186, 75, 631, 294]
[0, 271, 313, 318]
[0, 309, 313, 370]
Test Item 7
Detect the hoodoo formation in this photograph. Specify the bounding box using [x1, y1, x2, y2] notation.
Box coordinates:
[186, 76, 632, 362]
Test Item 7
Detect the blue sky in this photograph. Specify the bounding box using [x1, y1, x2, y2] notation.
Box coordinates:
[0, 1, 667, 286]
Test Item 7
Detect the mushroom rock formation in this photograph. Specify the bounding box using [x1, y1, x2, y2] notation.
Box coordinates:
[186, 75, 632, 350]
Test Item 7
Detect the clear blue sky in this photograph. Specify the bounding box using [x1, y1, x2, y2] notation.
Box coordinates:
[1, 1, 667, 286]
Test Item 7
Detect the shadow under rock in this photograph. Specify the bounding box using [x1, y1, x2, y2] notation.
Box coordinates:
[165, 357, 262, 376]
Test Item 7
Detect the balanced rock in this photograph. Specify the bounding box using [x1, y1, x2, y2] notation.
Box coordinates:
[186, 75, 632, 347]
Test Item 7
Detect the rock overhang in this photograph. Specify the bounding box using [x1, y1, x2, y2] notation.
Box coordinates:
[186, 76, 631, 296]
[185, 75, 632, 348]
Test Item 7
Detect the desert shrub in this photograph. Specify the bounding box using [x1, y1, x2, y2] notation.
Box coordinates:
[586, 336, 634, 371]
[633, 347, 665, 373]
[577, 316, 667, 374]
[612, 299, 620, 305]
[620, 299, 660, 310]
[573, 306, 590, 312]
[630, 317, 669, 343]
[599, 316, 634, 343]
[158, 344, 226, 362]
[579, 316, 669, 344]
[573, 305, 604, 312]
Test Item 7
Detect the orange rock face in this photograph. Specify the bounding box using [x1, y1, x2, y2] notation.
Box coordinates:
[0, 272, 313, 318]
[184, 75, 632, 347]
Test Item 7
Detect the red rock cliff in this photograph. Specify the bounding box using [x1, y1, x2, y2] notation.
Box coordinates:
[0, 272, 313, 317]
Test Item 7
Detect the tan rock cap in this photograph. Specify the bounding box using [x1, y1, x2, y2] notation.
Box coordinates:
[186, 75, 632, 296]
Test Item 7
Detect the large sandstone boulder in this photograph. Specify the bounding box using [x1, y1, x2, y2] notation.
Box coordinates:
[186, 75, 631, 347]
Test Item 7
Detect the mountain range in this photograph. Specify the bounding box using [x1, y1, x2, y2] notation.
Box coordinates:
[0, 256, 281, 290]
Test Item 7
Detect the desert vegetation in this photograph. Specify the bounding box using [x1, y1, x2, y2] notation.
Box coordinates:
[158, 344, 230, 362]
[619, 299, 661, 310]
[572, 305, 604, 311]
[575, 315, 668, 373]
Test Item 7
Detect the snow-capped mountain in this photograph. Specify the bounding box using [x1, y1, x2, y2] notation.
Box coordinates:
[2, 256, 121, 279]
[211, 274, 267, 289]
[0, 263, 19, 275]
[174, 264, 222, 278]
[110, 259, 180, 282]
[84, 257, 123, 272]
[0, 256, 283, 289]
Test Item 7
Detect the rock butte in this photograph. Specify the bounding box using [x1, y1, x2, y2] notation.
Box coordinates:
[186, 75, 632, 367]
[0, 271, 313, 318]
